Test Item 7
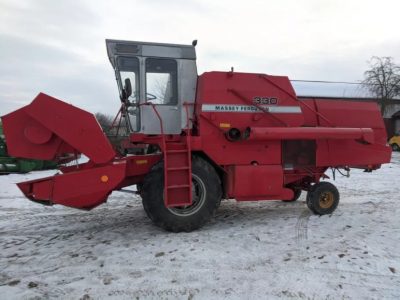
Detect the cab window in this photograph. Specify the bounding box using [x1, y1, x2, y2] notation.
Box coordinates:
[117, 56, 139, 103]
[145, 58, 177, 105]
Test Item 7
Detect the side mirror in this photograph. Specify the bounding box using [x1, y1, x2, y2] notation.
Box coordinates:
[123, 78, 132, 99]
[120, 78, 132, 102]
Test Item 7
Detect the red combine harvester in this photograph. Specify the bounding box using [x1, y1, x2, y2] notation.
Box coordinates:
[1, 40, 391, 232]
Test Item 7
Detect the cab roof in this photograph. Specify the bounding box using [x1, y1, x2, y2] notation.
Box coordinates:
[106, 39, 196, 68]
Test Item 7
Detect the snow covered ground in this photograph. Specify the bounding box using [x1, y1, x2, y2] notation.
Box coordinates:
[0, 153, 399, 300]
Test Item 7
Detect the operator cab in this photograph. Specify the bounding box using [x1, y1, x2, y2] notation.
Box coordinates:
[106, 39, 198, 134]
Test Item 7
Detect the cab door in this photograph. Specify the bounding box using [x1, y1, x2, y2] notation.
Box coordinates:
[140, 58, 181, 134]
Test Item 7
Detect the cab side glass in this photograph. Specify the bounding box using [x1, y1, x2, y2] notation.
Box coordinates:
[145, 58, 177, 105]
[117, 57, 139, 103]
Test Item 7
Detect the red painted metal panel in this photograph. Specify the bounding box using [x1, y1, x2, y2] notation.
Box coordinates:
[2, 107, 64, 160]
[196, 72, 304, 133]
[125, 154, 162, 177]
[17, 163, 126, 209]
[16, 155, 162, 210]
[2, 93, 115, 164]
[230, 165, 293, 200]
[316, 140, 391, 168]
[195, 73, 391, 172]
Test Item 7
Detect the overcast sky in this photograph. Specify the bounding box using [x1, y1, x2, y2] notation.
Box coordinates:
[1, 0, 400, 116]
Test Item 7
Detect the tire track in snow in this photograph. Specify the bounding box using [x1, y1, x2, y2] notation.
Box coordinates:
[296, 209, 311, 254]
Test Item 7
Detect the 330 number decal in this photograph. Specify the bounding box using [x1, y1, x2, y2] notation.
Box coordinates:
[253, 97, 278, 105]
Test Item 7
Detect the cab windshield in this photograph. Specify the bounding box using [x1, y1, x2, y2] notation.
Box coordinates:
[117, 56, 139, 104]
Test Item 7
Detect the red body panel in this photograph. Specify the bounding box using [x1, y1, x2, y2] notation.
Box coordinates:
[18, 163, 126, 209]
[2, 93, 115, 164]
[16, 154, 162, 209]
[193, 72, 391, 200]
[227, 165, 293, 200]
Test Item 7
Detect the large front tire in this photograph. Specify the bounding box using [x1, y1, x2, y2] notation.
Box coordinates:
[141, 156, 222, 232]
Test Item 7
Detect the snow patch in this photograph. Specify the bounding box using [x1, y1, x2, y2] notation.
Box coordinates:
[0, 153, 399, 299]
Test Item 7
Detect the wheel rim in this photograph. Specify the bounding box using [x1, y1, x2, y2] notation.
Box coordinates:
[319, 191, 334, 209]
[167, 174, 206, 217]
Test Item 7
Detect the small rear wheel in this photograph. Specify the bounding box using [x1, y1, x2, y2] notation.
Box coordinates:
[306, 182, 339, 215]
[391, 143, 400, 151]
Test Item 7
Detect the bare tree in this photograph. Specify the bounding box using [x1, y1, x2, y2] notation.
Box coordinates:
[362, 56, 400, 115]
[95, 112, 129, 137]
[95, 112, 113, 132]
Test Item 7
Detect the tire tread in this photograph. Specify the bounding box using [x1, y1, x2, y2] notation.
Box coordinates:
[142, 156, 222, 232]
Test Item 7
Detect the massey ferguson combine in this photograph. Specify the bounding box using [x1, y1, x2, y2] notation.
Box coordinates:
[1, 40, 391, 232]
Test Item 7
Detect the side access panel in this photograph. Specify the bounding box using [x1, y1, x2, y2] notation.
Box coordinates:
[227, 165, 293, 200]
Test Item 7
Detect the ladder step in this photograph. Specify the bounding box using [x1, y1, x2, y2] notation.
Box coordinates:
[167, 184, 190, 190]
[167, 149, 188, 154]
[166, 143, 187, 150]
[167, 167, 190, 171]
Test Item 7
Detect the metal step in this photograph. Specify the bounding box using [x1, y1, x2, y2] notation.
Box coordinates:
[167, 166, 190, 171]
[166, 184, 191, 189]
